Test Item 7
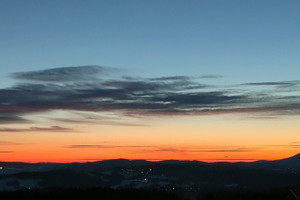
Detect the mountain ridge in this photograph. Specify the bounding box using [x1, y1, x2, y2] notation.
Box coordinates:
[0, 153, 300, 191]
[2, 152, 300, 165]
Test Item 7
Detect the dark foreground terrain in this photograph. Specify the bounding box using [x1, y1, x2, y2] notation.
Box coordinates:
[0, 187, 299, 200]
[0, 154, 300, 199]
[0, 188, 180, 200]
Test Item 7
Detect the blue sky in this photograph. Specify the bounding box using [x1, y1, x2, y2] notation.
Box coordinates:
[1, 0, 300, 87]
[1, 1, 300, 162]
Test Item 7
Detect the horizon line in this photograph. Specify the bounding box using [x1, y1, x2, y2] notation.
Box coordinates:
[1, 152, 299, 164]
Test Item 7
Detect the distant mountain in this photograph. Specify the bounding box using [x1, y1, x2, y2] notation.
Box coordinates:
[94, 159, 151, 169]
[1, 154, 300, 191]
[271, 153, 300, 171]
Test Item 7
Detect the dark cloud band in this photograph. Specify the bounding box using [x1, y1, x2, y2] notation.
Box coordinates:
[1, 65, 300, 125]
[10, 65, 113, 82]
[0, 126, 71, 132]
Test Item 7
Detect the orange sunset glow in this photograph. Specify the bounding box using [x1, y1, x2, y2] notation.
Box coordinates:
[2, 2, 300, 199]
[1, 113, 299, 163]
[1, 1, 300, 166]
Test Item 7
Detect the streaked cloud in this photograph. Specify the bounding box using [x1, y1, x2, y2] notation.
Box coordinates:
[199, 75, 223, 79]
[0, 126, 71, 132]
[0, 115, 29, 124]
[243, 80, 300, 87]
[10, 65, 115, 82]
[149, 76, 190, 81]
[0, 141, 22, 145]
[144, 146, 259, 153]
[65, 144, 153, 149]
[1, 65, 300, 125]
[262, 144, 300, 148]
[65, 144, 259, 153]
[241, 80, 300, 91]
[0, 151, 13, 153]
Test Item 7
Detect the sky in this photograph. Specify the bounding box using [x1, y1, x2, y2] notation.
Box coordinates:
[0, 0, 300, 163]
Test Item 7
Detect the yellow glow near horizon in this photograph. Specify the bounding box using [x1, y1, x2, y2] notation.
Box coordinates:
[1, 113, 299, 163]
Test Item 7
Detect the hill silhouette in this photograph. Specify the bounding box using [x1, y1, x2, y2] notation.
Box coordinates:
[1, 153, 300, 191]
[272, 153, 300, 171]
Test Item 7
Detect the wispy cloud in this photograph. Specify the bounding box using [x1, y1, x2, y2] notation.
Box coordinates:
[142, 146, 259, 153]
[0, 126, 71, 132]
[10, 65, 115, 82]
[262, 144, 300, 148]
[0, 151, 13, 153]
[65, 144, 153, 149]
[199, 75, 223, 79]
[149, 76, 190, 81]
[0, 115, 29, 124]
[65, 144, 259, 154]
[242, 80, 300, 87]
[51, 117, 147, 126]
[1, 65, 300, 125]
[241, 80, 300, 91]
[0, 141, 22, 145]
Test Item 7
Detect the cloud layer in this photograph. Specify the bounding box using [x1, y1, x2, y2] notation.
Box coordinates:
[0, 126, 71, 132]
[1, 65, 300, 124]
[64, 144, 259, 153]
[10, 65, 114, 82]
